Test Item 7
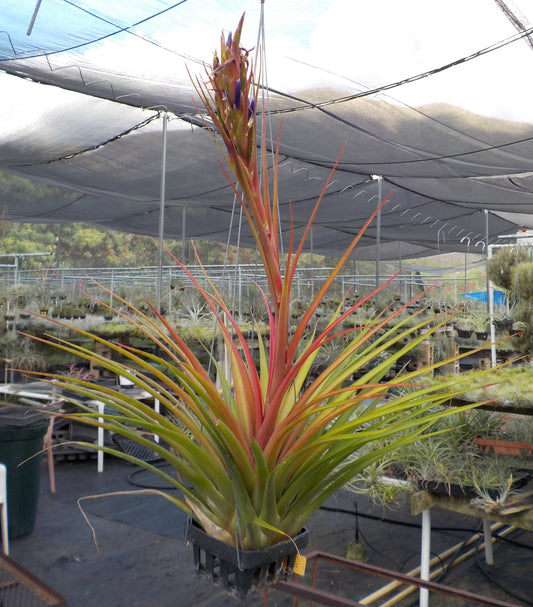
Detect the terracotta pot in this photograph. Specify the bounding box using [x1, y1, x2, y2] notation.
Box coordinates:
[474, 438, 533, 456]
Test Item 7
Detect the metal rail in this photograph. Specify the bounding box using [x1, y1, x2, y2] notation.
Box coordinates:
[273, 551, 523, 607]
[0, 552, 66, 607]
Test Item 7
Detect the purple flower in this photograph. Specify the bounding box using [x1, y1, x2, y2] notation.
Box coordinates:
[234, 79, 241, 109]
[226, 31, 232, 48]
[248, 98, 255, 119]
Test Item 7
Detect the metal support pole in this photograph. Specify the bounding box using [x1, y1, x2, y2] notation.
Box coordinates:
[484, 212, 497, 367]
[485, 210, 490, 313]
[168, 267, 173, 317]
[26, 0, 43, 35]
[310, 226, 315, 297]
[372, 176, 382, 291]
[483, 518, 494, 565]
[238, 265, 242, 319]
[156, 112, 169, 314]
[110, 269, 115, 309]
[488, 244, 497, 367]
[181, 206, 186, 262]
[55, 225, 62, 268]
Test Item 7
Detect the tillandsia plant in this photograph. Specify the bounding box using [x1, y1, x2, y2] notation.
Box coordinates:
[25, 15, 493, 551]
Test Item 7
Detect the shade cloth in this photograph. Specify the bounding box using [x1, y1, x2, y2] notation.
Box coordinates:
[2, 0, 533, 259]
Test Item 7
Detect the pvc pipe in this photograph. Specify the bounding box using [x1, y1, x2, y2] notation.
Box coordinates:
[97, 401, 104, 473]
[377, 526, 515, 607]
[483, 518, 494, 565]
[358, 522, 507, 605]
[420, 509, 431, 607]
[154, 399, 160, 444]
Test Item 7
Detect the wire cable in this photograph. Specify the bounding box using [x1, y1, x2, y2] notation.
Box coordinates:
[2, 0, 194, 63]
[12, 112, 161, 167]
[474, 536, 533, 606]
[126, 460, 178, 491]
[322, 501, 533, 606]
[319, 504, 484, 534]
[268, 25, 533, 115]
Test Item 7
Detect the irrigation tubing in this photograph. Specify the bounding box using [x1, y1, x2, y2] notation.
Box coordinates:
[125, 471, 533, 552]
[474, 537, 533, 607]
[320, 503, 533, 553]
[322, 502, 533, 607]
[126, 459, 178, 490]
[127, 465, 533, 604]
[319, 504, 483, 534]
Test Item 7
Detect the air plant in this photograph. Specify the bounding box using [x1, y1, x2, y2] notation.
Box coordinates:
[24, 15, 492, 551]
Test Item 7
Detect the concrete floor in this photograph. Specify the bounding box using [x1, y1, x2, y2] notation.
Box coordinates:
[8, 456, 533, 607]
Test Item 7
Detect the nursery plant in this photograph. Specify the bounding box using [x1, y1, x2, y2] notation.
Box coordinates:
[347, 407, 529, 506]
[24, 16, 494, 556]
[431, 364, 533, 412]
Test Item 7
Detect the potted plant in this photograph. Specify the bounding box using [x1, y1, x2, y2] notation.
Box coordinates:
[455, 308, 490, 340]
[454, 309, 474, 339]
[349, 408, 528, 504]
[473, 406, 533, 457]
[4, 284, 32, 320]
[22, 16, 494, 599]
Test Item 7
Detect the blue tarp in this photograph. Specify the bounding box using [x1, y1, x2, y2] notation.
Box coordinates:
[461, 290, 506, 305]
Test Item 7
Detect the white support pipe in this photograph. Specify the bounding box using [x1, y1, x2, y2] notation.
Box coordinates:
[359, 522, 509, 606]
[97, 401, 105, 473]
[154, 399, 160, 444]
[377, 525, 514, 607]
[483, 518, 494, 565]
[420, 509, 431, 607]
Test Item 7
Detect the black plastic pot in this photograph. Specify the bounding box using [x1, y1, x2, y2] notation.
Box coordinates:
[187, 520, 309, 599]
[419, 475, 528, 500]
[0, 406, 49, 538]
[493, 319, 513, 332]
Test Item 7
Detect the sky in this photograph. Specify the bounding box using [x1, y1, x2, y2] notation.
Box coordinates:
[3, 0, 533, 122]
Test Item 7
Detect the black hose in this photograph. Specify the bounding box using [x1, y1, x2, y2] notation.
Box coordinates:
[321, 502, 533, 606]
[319, 504, 483, 534]
[474, 538, 533, 606]
[126, 460, 178, 490]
